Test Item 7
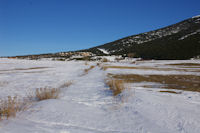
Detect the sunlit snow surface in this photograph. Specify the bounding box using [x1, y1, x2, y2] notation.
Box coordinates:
[0, 58, 200, 133]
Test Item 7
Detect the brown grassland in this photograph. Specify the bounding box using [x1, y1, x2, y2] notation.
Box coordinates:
[105, 78, 127, 96]
[159, 90, 182, 94]
[107, 73, 200, 92]
[102, 65, 200, 72]
[35, 88, 60, 101]
[167, 63, 200, 66]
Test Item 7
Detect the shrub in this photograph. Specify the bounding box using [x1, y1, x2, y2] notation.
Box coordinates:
[102, 58, 109, 62]
[35, 88, 60, 101]
[59, 81, 73, 88]
[0, 96, 23, 120]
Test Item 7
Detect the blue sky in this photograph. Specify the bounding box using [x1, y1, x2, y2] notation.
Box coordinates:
[0, 0, 200, 56]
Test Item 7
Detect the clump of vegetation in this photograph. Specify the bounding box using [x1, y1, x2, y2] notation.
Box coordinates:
[0, 81, 73, 121]
[105, 78, 126, 96]
[83, 65, 95, 75]
[59, 81, 73, 88]
[159, 90, 182, 94]
[115, 57, 124, 62]
[127, 53, 136, 58]
[73, 56, 95, 61]
[109, 73, 200, 92]
[102, 58, 109, 62]
[0, 96, 25, 120]
[101, 66, 109, 71]
[36, 88, 60, 101]
[168, 63, 200, 67]
[100, 65, 200, 72]
[96, 62, 101, 67]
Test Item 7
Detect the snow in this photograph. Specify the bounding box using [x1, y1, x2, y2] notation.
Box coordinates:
[0, 58, 200, 133]
[192, 15, 200, 18]
[118, 26, 182, 46]
[179, 30, 200, 40]
[97, 48, 109, 54]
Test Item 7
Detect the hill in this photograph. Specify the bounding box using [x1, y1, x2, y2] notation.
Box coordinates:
[81, 15, 200, 59]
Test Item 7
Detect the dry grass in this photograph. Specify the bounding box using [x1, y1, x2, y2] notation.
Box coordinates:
[23, 71, 45, 74]
[83, 65, 95, 74]
[0, 67, 50, 72]
[0, 81, 72, 120]
[108, 73, 200, 92]
[59, 81, 73, 88]
[159, 90, 182, 94]
[102, 66, 138, 71]
[36, 88, 60, 101]
[0, 96, 28, 120]
[102, 65, 192, 72]
[105, 78, 127, 96]
[102, 58, 109, 62]
[0, 87, 60, 120]
[15, 67, 50, 70]
[168, 63, 200, 66]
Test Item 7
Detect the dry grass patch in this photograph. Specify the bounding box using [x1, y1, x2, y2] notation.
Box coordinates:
[102, 65, 196, 72]
[59, 81, 73, 88]
[108, 74, 200, 92]
[159, 90, 182, 94]
[105, 79, 127, 96]
[0, 67, 50, 72]
[0, 82, 72, 120]
[23, 71, 45, 74]
[83, 65, 95, 74]
[36, 88, 60, 101]
[168, 63, 200, 66]
[15, 67, 50, 70]
[102, 66, 138, 71]
[102, 58, 109, 62]
[0, 96, 28, 120]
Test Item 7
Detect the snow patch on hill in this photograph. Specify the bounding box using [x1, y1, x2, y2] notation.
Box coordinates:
[97, 48, 109, 54]
[192, 15, 200, 19]
[179, 30, 200, 40]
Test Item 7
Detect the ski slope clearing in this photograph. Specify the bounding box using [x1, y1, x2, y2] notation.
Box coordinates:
[0, 58, 200, 133]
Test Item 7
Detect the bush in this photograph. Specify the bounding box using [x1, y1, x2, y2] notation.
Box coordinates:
[36, 88, 60, 101]
[59, 81, 73, 88]
[102, 58, 109, 62]
[0, 96, 23, 120]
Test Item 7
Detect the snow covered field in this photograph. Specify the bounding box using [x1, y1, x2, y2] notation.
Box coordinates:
[0, 58, 200, 133]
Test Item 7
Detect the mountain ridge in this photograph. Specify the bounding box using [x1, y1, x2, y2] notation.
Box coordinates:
[6, 15, 200, 60]
[80, 15, 200, 59]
